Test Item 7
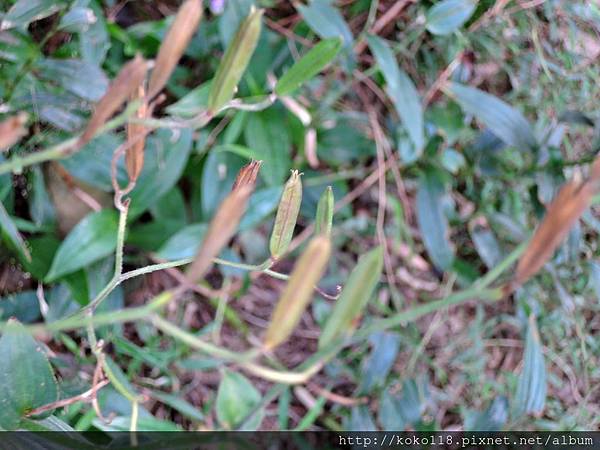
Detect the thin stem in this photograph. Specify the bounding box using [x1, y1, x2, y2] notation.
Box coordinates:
[83, 203, 130, 313]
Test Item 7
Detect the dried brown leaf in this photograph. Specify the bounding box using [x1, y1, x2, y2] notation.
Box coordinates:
[80, 55, 147, 147]
[514, 177, 597, 287]
[185, 185, 252, 283]
[147, 0, 203, 99]
[0, 112, 28, 151]
[126, 85, 148, 182]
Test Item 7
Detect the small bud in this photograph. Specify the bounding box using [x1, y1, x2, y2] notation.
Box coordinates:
[148, 0, 203, 99]
[319, 246, 383, 349]
[80, 55, 147, 147]
[264, 236, 331, 349]
[0, 112, 28, 151]
[269, 170, 302, 260]
[126, 84, 148, 182]
[232, 160, 262, 192]
[315, 186, 333, 238]
[207, 7, 263, 113]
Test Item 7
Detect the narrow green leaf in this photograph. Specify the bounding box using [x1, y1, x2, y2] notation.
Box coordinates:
[0, 320, 59, 430]
[425, 0, 477, 36]
[0, 201, 31, 262]
[150, 391, 204, 422]
[447, 82, 537, 150]
[359, 332, 401, 393]
[367, 35, 424, 157]
[129, 128, 193, 217]
[1, 0, 65, 30]
[319, 246, 383, 349]
[415, 170, 455, 270]
[35, 58, 108, 102]
[216, 370, 261, 429]
[315, 186, 334, 237]
[515, 315, 547, 416]
[45, 209, 119, 282]
[208, 7, 263, 113]
[275, 38, 342, 96]
[296, 0, 354, 70]
[465, 396, 508, 431]
[156, 223, 208, 260]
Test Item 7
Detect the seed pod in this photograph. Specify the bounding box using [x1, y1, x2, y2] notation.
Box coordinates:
[0, 112, 28, 151]
[186, 162, 261, 283]
[126, 84, 148, 182]
[269, 170, 302, 260]
[80, 55, 147, 147]
[315, 186, 333, 237]
[148, 0, 203, 99]
[514, 177, 596, 288]
[264, 236, 331, 350]
[207, 7, 263, 113]
[232, 160, 262, 192]
[318, 246, 383, 349]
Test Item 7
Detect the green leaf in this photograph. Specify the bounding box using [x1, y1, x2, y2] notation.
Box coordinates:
[359, 332, 401, 393]
[36, 58, 108, 101]
[1, 0, 65, 30]
[348, 405, 377, 431]
[415, 170, 455, 270]
[129, 128, 193, 217]
[367, 35, 424, 158]
[297, 0, 354, 70]
[0, 320, 59, 430]
[515, 315, 546, 416]
[45, 209, 119, 282]
[80, 0, 109, 66]
[216, 370, 261, 429]
[447, 82, 537, 150]
[425, 0, 477, 36]
[0, 201, 31, 262]
[378, 379, 425, 431]
[165, 81, 211, 118]
[275, 38, 342, 96]
[0, 291, 41, 323]
[218, 0, 255, 47]
[244, 107, 292, 186]
[469, 221, 503, 269]
[60, 133, 128, 192]
[319, 246, 383, 349]
[156, 223, 208, 260]
[150, 391, 204, 422]
[465, 396, 508, 431]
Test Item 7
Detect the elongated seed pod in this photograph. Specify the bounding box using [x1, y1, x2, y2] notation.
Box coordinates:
[148, 0, 203, 99]
[186, 162, 261, 283]
[0, 112, 28, 151]
[126, 85, 147, 182]
[514, 177, 596, 288]
[207, 7, 263, 113]
[319, 246, 383, 349]
[232, 160, 262, 192]
[269, 170, 302, 260]
[185, 186, 252, 283]
[79, 55, 147, 147]
[315, 186, 333, 237]
[264, 236, 331, 349]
